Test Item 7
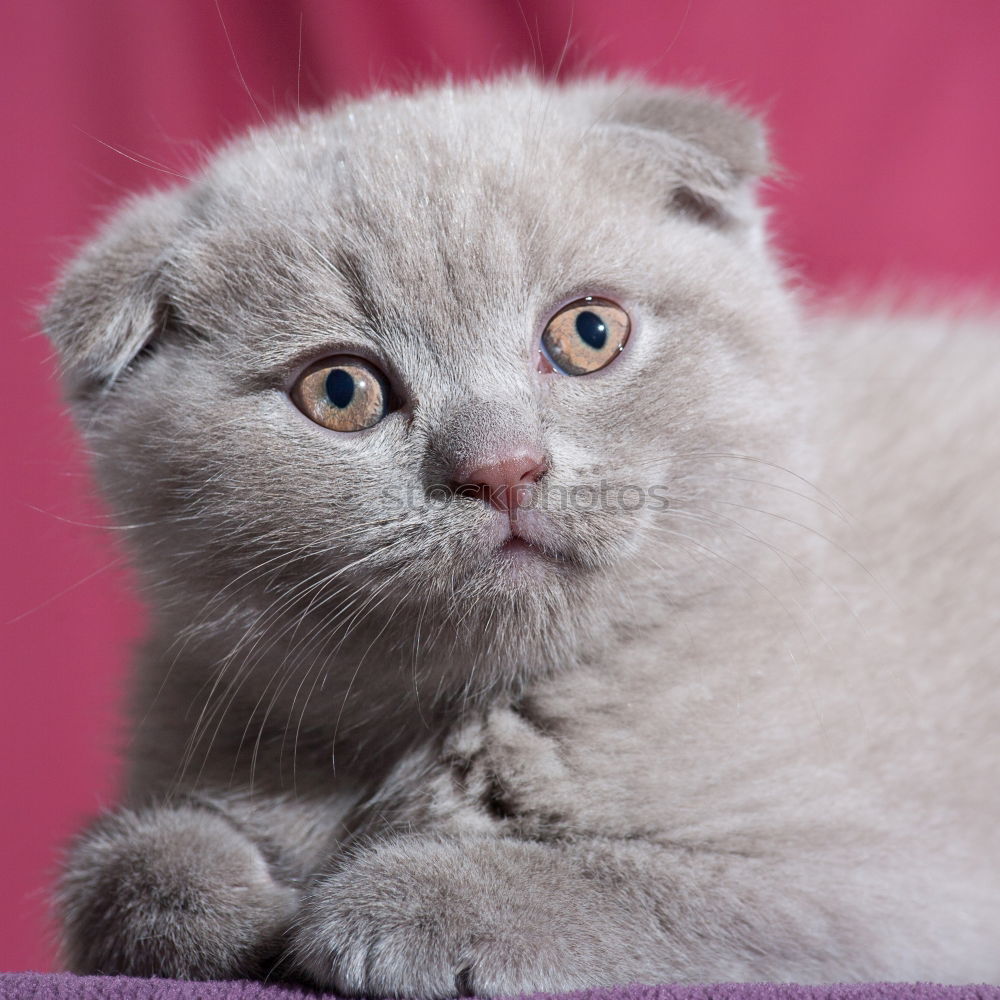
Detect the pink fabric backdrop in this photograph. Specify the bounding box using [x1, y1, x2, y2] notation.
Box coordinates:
[2, 0, 998, 973]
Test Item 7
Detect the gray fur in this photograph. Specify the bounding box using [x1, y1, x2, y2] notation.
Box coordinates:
[44, 76, 999, 993]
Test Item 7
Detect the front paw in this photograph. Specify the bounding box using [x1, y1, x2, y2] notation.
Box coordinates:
[290, 836, 624, 998]
[59, 806, 298, 978]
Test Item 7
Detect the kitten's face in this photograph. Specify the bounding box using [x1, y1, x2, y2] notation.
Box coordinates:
[47, 79, 801, 706]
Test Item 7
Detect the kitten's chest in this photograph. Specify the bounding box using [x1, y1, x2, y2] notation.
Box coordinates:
[409, 612, 892, 847]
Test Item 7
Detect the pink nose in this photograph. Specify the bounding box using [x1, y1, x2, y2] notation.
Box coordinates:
[452, 452, 549, 512]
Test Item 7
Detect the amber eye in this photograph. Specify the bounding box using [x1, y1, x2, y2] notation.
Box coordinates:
[540, 297, 630, 375]
[291, 355, 391, 432]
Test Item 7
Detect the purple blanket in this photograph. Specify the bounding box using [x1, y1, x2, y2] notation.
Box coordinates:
[1, 977, 998, 1000]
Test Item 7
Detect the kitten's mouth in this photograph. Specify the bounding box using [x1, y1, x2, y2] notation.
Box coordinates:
[493, 512, 571, 566]
[499, 535, 553, 559]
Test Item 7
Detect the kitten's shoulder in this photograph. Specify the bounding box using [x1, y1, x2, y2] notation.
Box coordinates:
[808, 300, 1000, 598]
[808, 301, 1000, 462]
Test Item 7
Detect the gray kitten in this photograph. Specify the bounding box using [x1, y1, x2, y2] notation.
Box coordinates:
[44, 76, 999, 994]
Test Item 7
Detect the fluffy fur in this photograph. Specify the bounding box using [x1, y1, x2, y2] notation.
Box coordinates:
[44, 76, 999, 993]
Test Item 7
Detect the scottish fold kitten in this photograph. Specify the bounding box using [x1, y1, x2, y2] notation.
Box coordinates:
[45, 77, 999, 993]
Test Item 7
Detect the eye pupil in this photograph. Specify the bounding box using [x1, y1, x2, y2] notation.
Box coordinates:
[575, 311, 607, 351]
[326, 368, 356, 409]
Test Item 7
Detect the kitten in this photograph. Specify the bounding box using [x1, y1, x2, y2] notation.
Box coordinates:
[44, 76, 999, 994]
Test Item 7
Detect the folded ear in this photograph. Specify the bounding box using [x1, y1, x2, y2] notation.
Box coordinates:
[42, 188, 188, 404]
[579, 79, 770, 233]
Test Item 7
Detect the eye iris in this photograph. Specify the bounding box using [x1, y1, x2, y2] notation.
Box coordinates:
[540, 298, 630, 376]
[575, 311, 607, 351]
[326, 368, 356, 409]
[291, 355, 392, 432]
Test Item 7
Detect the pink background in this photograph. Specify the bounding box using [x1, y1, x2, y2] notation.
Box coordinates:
[2, 0, 998, 973]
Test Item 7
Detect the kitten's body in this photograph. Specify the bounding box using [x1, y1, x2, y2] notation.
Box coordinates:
[46, 78, 998, 992]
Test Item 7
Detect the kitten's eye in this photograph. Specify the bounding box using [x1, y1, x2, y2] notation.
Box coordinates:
[541, 298, 630, 375]
[291, 356, 391, 432]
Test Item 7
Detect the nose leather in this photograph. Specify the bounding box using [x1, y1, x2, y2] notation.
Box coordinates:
[452, 452, 548, 511]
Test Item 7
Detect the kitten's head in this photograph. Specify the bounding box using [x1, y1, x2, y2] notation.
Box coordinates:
[44, 77, 801, 720]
